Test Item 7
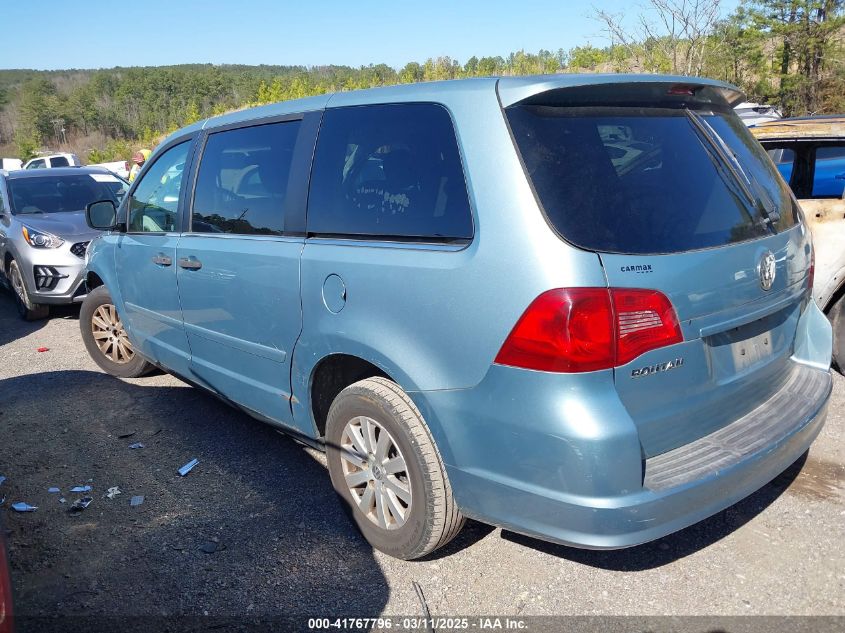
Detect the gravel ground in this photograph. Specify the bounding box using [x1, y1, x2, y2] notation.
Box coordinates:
[0, 289, 843, 631]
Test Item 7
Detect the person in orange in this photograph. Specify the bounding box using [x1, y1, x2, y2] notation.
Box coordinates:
[128, 149, 151, 182]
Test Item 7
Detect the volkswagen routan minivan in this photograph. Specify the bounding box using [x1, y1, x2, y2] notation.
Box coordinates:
[80, 75, 832, 560]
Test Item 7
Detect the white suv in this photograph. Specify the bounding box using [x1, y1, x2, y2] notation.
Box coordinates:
[23, 153, 82, 169]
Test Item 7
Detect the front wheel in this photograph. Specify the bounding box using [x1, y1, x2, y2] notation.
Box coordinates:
[325, 377, 464, 560]
[80, 285, 152, 378]
[8, 259, 49, 321]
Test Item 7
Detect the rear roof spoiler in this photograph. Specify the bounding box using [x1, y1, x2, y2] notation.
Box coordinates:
[497, 74, 745, 109]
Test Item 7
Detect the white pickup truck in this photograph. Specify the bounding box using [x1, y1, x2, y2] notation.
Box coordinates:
[22, 153, 82, 169]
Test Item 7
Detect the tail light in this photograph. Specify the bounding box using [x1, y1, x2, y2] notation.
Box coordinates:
[495, 288, 683, 373]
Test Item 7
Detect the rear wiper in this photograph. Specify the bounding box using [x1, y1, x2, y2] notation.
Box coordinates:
[685, 109, 779, 233]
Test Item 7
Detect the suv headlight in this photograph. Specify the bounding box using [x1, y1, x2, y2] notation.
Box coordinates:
[22, 225, 64, 249]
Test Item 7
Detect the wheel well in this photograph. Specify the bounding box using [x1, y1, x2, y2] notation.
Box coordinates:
[86, 272, 104, 290]
[4, 252, 12, 273]
[310, 354, 389, 438]
[824, 276, 845, 313]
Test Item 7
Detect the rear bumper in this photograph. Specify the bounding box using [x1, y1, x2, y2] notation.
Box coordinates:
[445, 366, 830, 549]
[410, 300, 833, 550]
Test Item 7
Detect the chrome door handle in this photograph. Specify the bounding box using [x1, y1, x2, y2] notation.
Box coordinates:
[178, 257, 202, 270]
[152, 254, 172, 266]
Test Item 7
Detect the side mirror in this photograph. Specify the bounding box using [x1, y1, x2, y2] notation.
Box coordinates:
[86, 200, 118, 230]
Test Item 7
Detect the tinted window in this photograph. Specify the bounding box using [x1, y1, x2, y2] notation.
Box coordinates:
[705, 114, 798, 233]
[50, 156, 69, 167]
[308, 103, 472, 241]
[507, 105, 795, 255]
[192, 121, 300, 235]
[767, 147, 795, 183]
[128, 142, 189, 232]
[8, 173, 128, 214]
[812, 146, 845, 197]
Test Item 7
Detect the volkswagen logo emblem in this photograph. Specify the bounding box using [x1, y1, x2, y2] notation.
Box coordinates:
[758, 250, 776, 291]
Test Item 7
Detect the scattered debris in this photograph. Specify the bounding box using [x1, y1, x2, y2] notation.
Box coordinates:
[11, 502, 37, 513]
[0, 476, 5, 485]
[69, 497, 93, 513]
[59, 498, 66, 504]
[151, 428, 164, 437]
[36, 347, 49, 353]
[128, 442, 145, 450]
[106, 487, 122, 499]
[48, 487, 61, 494]
[117, 430, 136, 439]
[178, 458, 199, 477]
[0, 496, 5, 506]
[69, 485, 92, 493]
[130, 495, 144, 507]
[198, 541, 218, 554]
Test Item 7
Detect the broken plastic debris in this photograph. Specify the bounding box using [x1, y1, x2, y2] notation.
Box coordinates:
[59, 497, 66, 504]
[117, 430, 136, 439]
[36, 347, 49, 353]
[11, 502, 37, 512]
[0, 476, 6, 485]
[178, 458, 199, 476]
[128, 442, 145, 449]
[198, 541, 218, 554]
[106, 487, 121, 499]
[69, 497, 93, 512]
[48, 487, 61, 494]
[69, 485, 92, 493]
[130, 495, 144, 507]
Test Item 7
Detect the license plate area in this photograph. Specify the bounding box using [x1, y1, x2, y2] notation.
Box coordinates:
[705, 304, 797, 379]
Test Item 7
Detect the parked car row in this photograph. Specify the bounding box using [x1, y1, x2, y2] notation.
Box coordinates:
[1, 153, 129, 180]
[67, 75, 831, 561]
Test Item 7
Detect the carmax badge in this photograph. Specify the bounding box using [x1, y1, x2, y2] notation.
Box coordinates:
[631, 357, 684, 378]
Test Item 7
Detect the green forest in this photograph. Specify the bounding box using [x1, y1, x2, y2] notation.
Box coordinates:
[1, 0, 843, 164]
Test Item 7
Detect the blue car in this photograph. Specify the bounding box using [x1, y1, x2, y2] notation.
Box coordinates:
[80, 75, 832, 559]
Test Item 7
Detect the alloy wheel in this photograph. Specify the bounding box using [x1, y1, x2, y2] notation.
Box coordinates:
[340, 415, 412, 530]
[91, 304, 134, 364]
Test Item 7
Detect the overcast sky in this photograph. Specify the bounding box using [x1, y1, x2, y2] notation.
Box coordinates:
[0, 0, 741, 70]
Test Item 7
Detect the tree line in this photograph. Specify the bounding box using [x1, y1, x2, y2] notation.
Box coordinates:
[1, 0, 842, 164]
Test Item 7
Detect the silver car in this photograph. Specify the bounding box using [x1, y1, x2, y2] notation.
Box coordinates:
[0, 167, 128, 320]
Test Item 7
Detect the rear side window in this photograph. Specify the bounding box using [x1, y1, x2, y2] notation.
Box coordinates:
[307, 103, 472, 241]
[50, 156, 69, 167]
[26, 159, 45, 170]
[507, 105, 797, 255]
[192, 120, 301, 236]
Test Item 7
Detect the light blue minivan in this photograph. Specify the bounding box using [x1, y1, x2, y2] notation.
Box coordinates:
[81, 75, 832, 560]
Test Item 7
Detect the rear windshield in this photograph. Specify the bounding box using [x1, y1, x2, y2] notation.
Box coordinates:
[506, 105, 798, 254]
[8, 173, 128, 214]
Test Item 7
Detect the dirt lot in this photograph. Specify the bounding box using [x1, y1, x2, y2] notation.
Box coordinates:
[1, 290, 844, 632]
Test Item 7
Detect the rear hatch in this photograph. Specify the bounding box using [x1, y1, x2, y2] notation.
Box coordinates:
[502, 79, 813, 457]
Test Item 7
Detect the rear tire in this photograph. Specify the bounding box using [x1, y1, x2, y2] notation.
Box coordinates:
[828, 293, 845, 374]
[80, 285, 153, 378]
[8, 258, 49, 321]
[325, 377, 464, 560]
